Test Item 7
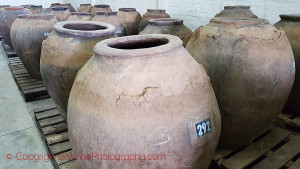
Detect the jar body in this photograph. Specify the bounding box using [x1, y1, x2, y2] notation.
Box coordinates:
[91, 6, 112, 16]
[186, 19, 295, 148]
[50, 4, 76, 12]
[274, 18, 300, 114]
[10, 17, 26, 49]
[138, 10, 170, 32]
[77, 4, 92, 12]
[50, 10, 71, 21]
[92, 15, 127, 36]
[117, 10, 142, 35]
[215, 6, 258, 18]
[68, 35, 221, 169]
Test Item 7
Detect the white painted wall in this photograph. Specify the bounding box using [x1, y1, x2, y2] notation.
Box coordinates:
[2, 0, 300, 31]
[0, 0, 64, 9]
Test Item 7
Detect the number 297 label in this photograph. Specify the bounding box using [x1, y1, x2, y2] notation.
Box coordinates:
[195, 118, 211, 137]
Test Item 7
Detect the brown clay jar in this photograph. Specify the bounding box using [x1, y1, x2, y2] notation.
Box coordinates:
[10, 14, 29, 49]
[91, 4, 112, 16]
[50, 6, 71, 21]
[50, 3, 76, 12]
[186, 18, 295, 148]
[68, 34, 221, 169]
[117, 8, 142, 35]
[14, 14, 58, 79]
[77, 4, 92, 12]
[0, 7, 32, 49]
[140, 18, 192, 47]
[92, 11, 128, 36]
[215, 6, 258, 18]
[138, 9, 170, 32]
[67, 12, 92, 21]
[25, 5, 44, 14]
[274, 15, 300, 114]
[40, 21, 115, 120]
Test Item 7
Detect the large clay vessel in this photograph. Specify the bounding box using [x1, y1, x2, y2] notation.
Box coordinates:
[10, 14, 29, 49]
[67, 12, 92, 21]
[92, 12, 127, 36]
[28, 5, 44, 14]
[117, 8, 142, 35]
[138, 9, 170, 32]
[215, 6, 258, 18]
[186, 18, 295, 148]
[68, 34, 221, 169]
[0, 5, 10, 11]
[140, 18, 192, 47]
[14, 14, 57, 79]
[50, 3, 76, 12]
[50, 6, 71, 21]
[0, 7, 32, 49]
[77, 4, 92, 12]
[40, 21, 115, 120]
[91, 4, 112, 16]
[274, 15, 300, 114]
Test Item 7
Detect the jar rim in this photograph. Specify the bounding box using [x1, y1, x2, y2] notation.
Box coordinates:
[149, 18, 183, 26]
[71, 12, 91, 16]
[95, 11, 117, 16]
[94, 4, 110, 8]
[25, 13, 54, 19]
[224, 5, 251, 9]
[147, 9, 166, 12]
[119, 8, 136, 12]
[210, 18, 269, 26]
[279, 14, 300, 21]
[52, 6, 68, 11]
[5, 6, 24, 10]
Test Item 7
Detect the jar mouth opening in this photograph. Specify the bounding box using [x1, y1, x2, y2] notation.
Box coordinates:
[31, 5, 43, 8]
[51, 3, 60, 5]
[52, 6, 68, 11]
[71, 12, 91, 16]
[119, 8, 136, 12]
[210, 18, 269, 26]
[5, 6, 24, 10]
[149, 18, 183, 26]
[25, 14, 54, 19]
[147, 9, 166, 12]
[80, 4, 91, 6]
[224, 5, 250, 9]
[54, 21, 115, 37]
[94, 34, 182, 58]
[95, 11, 117, 16]
[279, 14, 300, 21]
[94, 4, 110, 8]
[17, 14, 30, 18]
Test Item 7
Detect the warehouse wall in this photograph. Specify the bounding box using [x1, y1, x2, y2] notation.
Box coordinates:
[0, 0, 64, 9]
[64, 0, 300, 31]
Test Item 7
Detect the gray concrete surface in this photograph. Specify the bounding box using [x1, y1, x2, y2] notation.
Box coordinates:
[0, 43, 53, 169]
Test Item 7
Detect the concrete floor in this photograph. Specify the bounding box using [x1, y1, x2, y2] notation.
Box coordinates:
[0, 43, 53, 169]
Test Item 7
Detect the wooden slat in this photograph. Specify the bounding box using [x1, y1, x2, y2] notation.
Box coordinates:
[214, 149, 236, 161]
[39, 115, 65, 127]
[35, 109, 60, 120]
[33, 103, 56, 113]
[23, 86, 47, 94]
[46, 132, 69, 145]
[221, 127, 291, 169]
[55, 150, 74, 165]
[50, 141, 72, 155]
[59, 160, 81, 169]
[252, 136, 300, 169]
[20, 83, 45, 90]
[42, 123, 68, 135]
[290, 116, 300, 126]
[18, 79, 43, 85]
[288, 158, 300, 169]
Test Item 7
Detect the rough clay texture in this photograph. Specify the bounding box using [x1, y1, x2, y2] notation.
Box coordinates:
[215, 7, 258, 18]
[68, 35, 221, 169]
[92, 15, 128, 36]
[14, 17, 58, 79]
[77, 4, 92, 12]
[10, 17, 26, 50]
[91, 6, 112, 16]
[40, 30, 115, 121]
[50, 9, 71, 21]
[140, 23, 192, 47]
[186, 19, 295, 148]
[274, 19, 300, 114]
[117, 10, 142, 35]
[0, 8, 32, 49]
[67, 14, 92, 21]
[138, 10, 170, 33]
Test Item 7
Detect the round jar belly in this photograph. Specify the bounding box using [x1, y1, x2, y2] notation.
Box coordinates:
[186, 18, 295, 148]
[40, 21, 115, 121]
[10, 14, 29, 50]
[49, 6, 71, 21]
[215, 5, 258, 18]
[117, 8, 142, 35]
[140, 18, 192, 47]
[68, 34, 221, 169]
[274, 14, 300, 114]
[138, 9, 170, 32]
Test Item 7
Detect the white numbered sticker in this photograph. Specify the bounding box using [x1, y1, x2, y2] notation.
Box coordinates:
[195, 118, 211, 137]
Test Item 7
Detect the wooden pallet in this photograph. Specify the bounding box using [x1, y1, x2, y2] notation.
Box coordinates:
[274, 113, 300, 132]
[210, 126, 300, 169]
[1, 40, 17, 58]
[7, 57, 50, 102]
[33, 103, 81, 169]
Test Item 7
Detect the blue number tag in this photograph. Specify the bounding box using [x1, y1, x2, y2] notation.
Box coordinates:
[195, 118, 211, 137]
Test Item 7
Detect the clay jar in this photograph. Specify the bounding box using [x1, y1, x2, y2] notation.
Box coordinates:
[40, 21, 115, 120]
[186, 18, 295, 148]
[10, 14, 29, 49]
[77, 4, 92, 12]
[50, 3, 76, 12]
[215, 6, 258, 18]
[0, 5, 10, 11]
[0, 7, 32, 49]
[140, 18, 192, 47]
[50, 6, 71, 21]
[91, 4, 112, 16]
[27, 5, 44, 14]
[274, 15, 300, 114]
[92, 11, 127, 36]
[14, 14, 57, 79]
[138, 9, 170, 32]
[68, 34, 221, 169]
[117, 8, 142, 35]
[67, 12, 92, 21]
